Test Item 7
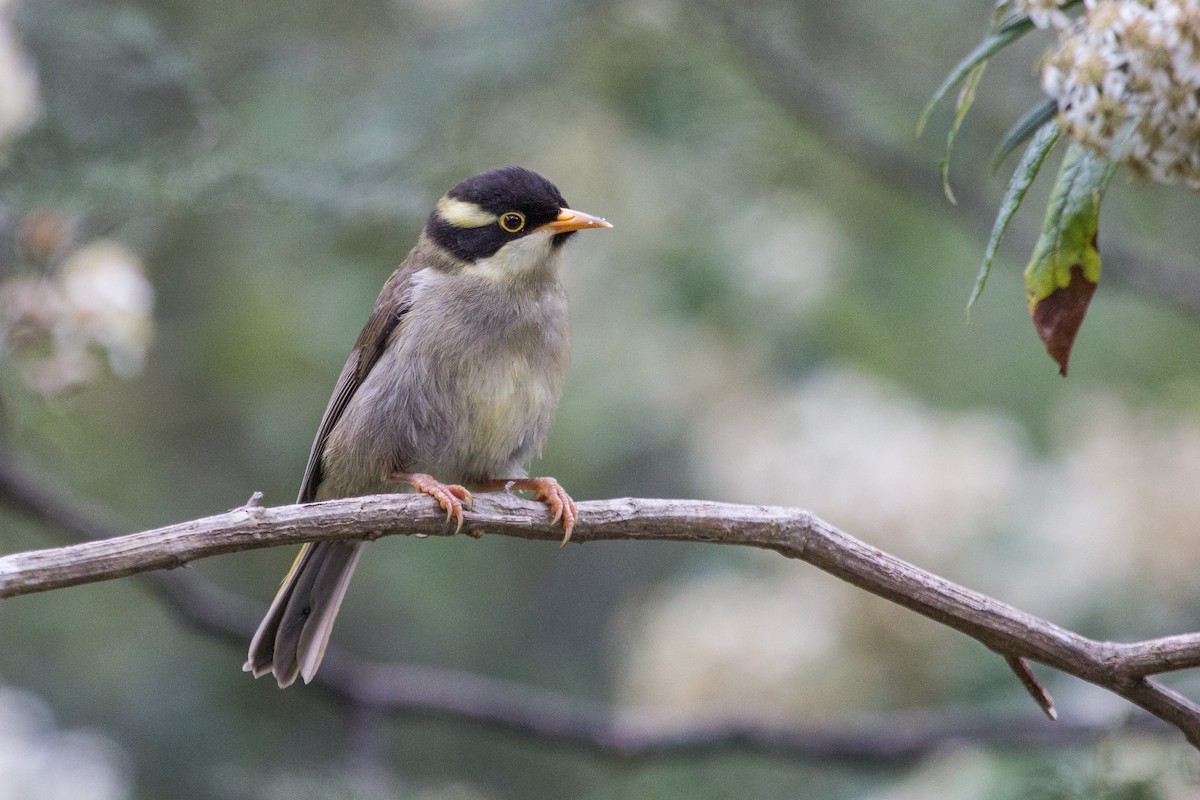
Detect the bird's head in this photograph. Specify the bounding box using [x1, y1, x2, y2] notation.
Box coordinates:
[425, 166, 611, 281]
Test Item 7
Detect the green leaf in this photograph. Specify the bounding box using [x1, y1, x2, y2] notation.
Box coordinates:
[917, 14, 1036, 137]
[1024, 143, 1116, 301]
[939, 61, 988, 204]
[968, 121, 1061, 312]
[991, 97, 1059, 172]
[1024, 142, 1120, 374]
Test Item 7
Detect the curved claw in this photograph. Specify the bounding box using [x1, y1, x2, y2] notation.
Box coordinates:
[389, 472, 473, 534]
[521, 477, 577, 546]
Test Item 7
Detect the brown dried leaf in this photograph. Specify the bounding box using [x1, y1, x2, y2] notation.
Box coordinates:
[1030, 263, 1097, 376]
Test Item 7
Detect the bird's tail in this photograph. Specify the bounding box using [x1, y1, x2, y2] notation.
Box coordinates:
[243, 540, 364, 687]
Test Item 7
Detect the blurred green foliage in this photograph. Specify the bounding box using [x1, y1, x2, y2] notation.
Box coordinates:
[4, 0, 1200, 798]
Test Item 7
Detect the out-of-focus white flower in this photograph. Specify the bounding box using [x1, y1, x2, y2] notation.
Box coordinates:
[1025, 0, 1200, 188]
[0, 274, 64, 344]
[58, 240, 156, 378]
[0, 236, 155, 397]
[1016, 0, 1077, 30]
[619, 367, 1200, 718]
[726, 192, 845, 317]
[616, 570, 848, 719]
[1024, 395, 1200, 604]
[617, 369, 1030, 718]
[689, 368, 1026, 567]
[0, 0, 40, 147]
[861, 748, 1003, 800]
[0, 687, 131, 800]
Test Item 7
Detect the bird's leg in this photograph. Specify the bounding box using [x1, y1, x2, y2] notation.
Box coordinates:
[387, 471, 473, 534]
[476, 477, 577, 545]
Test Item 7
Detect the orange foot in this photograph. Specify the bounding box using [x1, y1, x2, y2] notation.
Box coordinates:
[480, 477, 577, 545]
[388, 471, 473, 533]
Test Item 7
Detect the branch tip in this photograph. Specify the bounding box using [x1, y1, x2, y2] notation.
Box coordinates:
[1006, 655, 1057, 721]
[237, 491, 264, 511]
[7, 461, 1200, 750]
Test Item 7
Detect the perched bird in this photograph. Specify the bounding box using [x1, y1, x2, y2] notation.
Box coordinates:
[244, 166, 611, 688]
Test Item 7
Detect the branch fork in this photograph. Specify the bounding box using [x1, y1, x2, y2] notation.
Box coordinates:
[3, 489, 1200, 749]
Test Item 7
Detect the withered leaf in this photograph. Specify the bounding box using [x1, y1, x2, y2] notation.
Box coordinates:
[1023, 143, 1117, 375]
[1030, 262, 1098, 376]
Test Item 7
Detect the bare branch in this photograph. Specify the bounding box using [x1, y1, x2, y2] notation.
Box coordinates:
[0, 459, 1170, 761]
[3, 486, 1200, 750]
[1005, 656, 1057, 721]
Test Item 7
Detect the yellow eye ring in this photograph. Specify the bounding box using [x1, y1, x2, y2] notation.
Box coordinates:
[499, 212, 526, 233]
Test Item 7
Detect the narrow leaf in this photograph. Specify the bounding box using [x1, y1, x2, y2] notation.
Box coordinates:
[940, 61, 988, 204]
[992, 97, 1059, 172]
[1024, 143, 1119, 375]
[918, 15, 1036, 136]
[968, 121, 1061, 312]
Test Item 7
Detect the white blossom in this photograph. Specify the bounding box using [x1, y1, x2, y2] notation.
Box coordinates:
[58, 240, 156, 378]
[1016, 0, 1077, 30]
[0, 237, 155, 397]
[0, 687, 131, 800]
[619, 369, 1200, 717]
[0, 0, 39, 147]
[1023, 0, 1200, 188]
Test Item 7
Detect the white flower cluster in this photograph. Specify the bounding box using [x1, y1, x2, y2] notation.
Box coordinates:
[1018, 0, 1077, 29]
[1016, 0, 1200, 188]
[0, 224, 155, 398]
[0, 687, 131, 800]
[620, 368, 1200, 718]
[0, 0, 40, 147]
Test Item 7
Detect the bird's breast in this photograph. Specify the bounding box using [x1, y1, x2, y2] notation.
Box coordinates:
[331, 269, 571, 487]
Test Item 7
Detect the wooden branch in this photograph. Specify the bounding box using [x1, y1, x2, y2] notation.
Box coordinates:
[0, 461, 1164, 761]
[4, 491, 1200, 750]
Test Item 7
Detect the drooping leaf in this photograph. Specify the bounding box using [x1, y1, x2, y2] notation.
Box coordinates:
[1024, 143, 1119, 375]
[968, 121, 1061, 312]
[991, 97, 1058, 172]
[917, 14, 1036, 137]
[939, 61, 988, 204]
[1031, 263, 1098, 376]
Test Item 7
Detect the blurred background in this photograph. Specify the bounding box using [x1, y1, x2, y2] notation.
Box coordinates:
[3, 0, 1200, 797]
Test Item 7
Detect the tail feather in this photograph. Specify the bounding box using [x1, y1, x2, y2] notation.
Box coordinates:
[244, 540, 365, 687]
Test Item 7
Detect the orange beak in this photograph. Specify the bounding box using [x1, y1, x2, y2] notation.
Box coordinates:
[536, 207, 613, 234]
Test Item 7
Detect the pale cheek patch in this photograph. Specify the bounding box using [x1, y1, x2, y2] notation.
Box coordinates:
[470, 231, 557, 282]
[436, 197, 497, 228]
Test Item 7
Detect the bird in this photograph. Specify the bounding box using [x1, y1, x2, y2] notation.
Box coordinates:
[244, 166, 611, 688]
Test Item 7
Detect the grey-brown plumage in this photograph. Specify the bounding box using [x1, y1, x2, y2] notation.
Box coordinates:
[244, 167, 610, 687]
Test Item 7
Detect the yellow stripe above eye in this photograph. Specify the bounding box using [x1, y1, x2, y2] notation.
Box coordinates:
[436, 197, 498, 228]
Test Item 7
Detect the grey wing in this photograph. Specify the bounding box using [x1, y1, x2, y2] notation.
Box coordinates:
[296, 354, 360, 503]
[296, 266, 416, 503]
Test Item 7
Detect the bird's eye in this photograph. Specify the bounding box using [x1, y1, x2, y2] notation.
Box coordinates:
[499, 212, 526, 233]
